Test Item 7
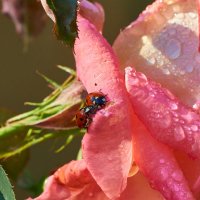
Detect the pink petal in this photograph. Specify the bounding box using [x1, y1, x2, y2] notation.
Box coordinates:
[113, 0, 199, 107]
[28, 160, 109, 200]
[125, 66, 200, 159]
[174, 150, 200, 198]
[28, 161, 164, 200]
[120, 172, 164, 200]
[2, 0, 46, 36]
[198, 0, 200, 52]
[27, 176, 70, 200]
[131, 114, 194, 200]
[74, 16, 134, 199]
[79, 0, 105, 32]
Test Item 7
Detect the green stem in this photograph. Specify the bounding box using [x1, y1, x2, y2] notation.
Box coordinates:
[0, 133, 55, 159]
[0, 124, 26, 139]
[0, 128, 83, 159]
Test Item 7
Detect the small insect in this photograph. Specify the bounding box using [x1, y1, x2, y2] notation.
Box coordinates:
[76, 92, 107, 129]
[75, 106, 96, 128]
[75, 108, 90, 128]
[86, 92, 106, 109]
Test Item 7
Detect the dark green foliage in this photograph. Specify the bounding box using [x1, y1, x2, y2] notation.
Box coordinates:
[0, 166, 16, 200]
[46, 0, 78, 47]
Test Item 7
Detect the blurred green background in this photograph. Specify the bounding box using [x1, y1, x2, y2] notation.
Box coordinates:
[0, 0, 153, 199]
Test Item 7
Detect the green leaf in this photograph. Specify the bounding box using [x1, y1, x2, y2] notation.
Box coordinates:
[0, 166, 16, 200]
[55, 134, 75, 153]
[57, 65, 76, 76]
[46, 0, 78, 47]
[76, 148, 82, 160]
[36, 71, 61, 89]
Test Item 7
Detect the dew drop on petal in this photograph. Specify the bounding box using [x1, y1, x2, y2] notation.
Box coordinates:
[195, 54, 200, 63]
[188, 12, 197, 19]
[160, 168, 169, 181]
[107, 156, 112, 161]
[184, 65, 193, 73]
[170, 103, 178, 110]
[173, 185, 180, 192]
[89, 192, 94, 197]
[148, 57, 156, 65]
[168, 29, 176, 36]
[174, 125, 185, 141]
[164, 39, 181, 60]
[159, 159, 165, 164]
[191, 125, 198, 131]
[171, 170, 183, 182]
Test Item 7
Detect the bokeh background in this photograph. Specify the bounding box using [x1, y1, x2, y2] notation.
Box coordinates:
[0, 0, 153, 199]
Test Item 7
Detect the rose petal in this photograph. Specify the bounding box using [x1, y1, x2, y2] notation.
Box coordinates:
[120, 172, 164, 200]
[125, 66, 200, 159]
[131, 114, 194, 200]
[2, 0, 24, 34]
[174, 150, 200, 198]
[27, 176, 70, 200]
[74, 16, 134, 199]
[2, 0, 46, 36]
[79, 0, 105, 32]
[28, 160, 109, 200]
[113, 0, 199, 107]
[28, 161, 164, 200]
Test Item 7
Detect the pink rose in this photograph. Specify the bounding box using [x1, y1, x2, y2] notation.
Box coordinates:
[29, 0, 200, 199]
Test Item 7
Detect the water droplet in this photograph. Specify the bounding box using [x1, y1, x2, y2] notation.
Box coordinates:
[119, 143, 124, 149]
[172, 170, 183, 181]
[89, 192, 94, 197]
[162, 68, 170, 75]
[170, 103, 178, 110]
[174, 125, 185, 141]
[168, 29, 176, 36]
[176, 13, 184, 19]
[173, 184, 180, 192]
[159, 159, 165, 164]
[160, 168, 169, 180]
[107, 156, 112, 161]
[148, 57, 156, 65]
[195, 54, 200, 63]
[164, 39, 181, 60]
[174, 118, 179, 122]
[191, 125, 198, 132]
[188, 12, 197, 19]
[184, 65, 193, 73]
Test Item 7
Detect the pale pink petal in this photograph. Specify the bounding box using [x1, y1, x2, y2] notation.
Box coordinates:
[198, 0, 200, 51]
[174, 150, 200, 198]
[2, 0, 24, 34]
[2, 0, 46, 36]
[131, 114, 194, 200]
[29, 160, 166, 200]
[113, 0, 199, 107]
[79, 0, 105, 32]
[28, 160, 109, 200]
[74, 16, 134, 199]
[27, 176, 70, 200]
[120, 172, 164, 200]
[125, 66, 200, 159]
